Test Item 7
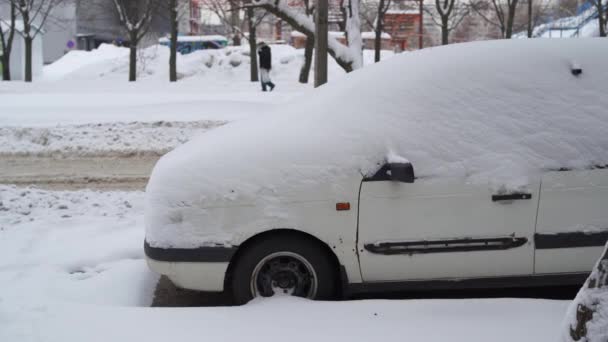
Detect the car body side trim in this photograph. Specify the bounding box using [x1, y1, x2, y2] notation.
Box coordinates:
[144, 240, 238, 262]
[364, 236, 528, 255]
[346, 272, 589, 296]
[535, 230, 608, 249]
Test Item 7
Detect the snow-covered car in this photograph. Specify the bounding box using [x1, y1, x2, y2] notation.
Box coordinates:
[144, 39, 608, 304]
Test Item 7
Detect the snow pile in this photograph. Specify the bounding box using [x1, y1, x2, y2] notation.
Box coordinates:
[146, 39, 608, 248]
[44, 43, 312, 82]
[41, 42, 394, 83]
[561, 243, 608, 342]
[520, 7, 603, 38]
[0, 186, 154, 308]
[0, 185, 141, 227]
[0, 120, 225, 157]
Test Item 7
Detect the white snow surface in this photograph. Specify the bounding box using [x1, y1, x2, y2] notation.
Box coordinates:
[0, 43, 393, 155]
[0, 185, 572, 342]
[146, 39, 608, 248]
[0, 120, 225, 157]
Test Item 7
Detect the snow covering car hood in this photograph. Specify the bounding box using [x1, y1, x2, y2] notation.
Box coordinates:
[146, 39, 608, 248]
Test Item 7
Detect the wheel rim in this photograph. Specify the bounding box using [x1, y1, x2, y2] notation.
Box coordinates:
[250, 251, 318, 299]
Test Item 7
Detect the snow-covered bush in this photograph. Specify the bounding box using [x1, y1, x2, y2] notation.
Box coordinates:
[561, 242, 608, 342]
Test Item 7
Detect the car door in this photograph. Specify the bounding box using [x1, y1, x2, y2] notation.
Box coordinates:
[534, 168, 608, 274]
[357, 162, 539, 282]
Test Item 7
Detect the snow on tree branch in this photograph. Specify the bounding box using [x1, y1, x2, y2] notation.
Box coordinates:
[251, 0, 362, 71]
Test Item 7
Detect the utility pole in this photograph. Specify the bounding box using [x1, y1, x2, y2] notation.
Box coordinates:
[315, 0, 328, 87]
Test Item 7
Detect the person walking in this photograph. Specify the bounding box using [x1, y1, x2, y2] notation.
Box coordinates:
[257, 42, 275, 92]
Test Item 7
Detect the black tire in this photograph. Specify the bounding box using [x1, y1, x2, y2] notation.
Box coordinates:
[230, 234, 337, 305]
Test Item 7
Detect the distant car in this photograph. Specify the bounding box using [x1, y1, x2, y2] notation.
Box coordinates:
[144, 39, 608, 304]
[158, 35, 228, 54]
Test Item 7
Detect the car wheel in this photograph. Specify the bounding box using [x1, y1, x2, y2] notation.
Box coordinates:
[230, 235, 337, 305]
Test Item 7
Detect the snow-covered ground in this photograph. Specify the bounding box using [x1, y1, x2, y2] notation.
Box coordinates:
[0, 44, 391, 155]
[517, 6, 604, 38]
[0, 185, 571, 342]
[0, 42, 593, 341]
[0, 120, 225, 157]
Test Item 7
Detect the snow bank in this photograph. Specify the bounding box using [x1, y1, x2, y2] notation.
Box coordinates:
[146, 39, 608, 248]
[43, 43, 307, 82]
[0, 120, 225, 157]
[0, 186, 155, 307]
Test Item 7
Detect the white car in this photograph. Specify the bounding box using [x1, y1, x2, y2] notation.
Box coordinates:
[144, 39, 608, 304]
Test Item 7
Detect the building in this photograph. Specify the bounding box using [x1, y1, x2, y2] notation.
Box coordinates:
[383, 9, 423, 51]
[74, 0, 195, 50]
[361, 31, 392, 50]
[2, 0, 203, 64]
[0, 21, 44, 80]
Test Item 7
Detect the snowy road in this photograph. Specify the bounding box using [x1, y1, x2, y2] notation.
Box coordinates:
[0, 155, 157, 190]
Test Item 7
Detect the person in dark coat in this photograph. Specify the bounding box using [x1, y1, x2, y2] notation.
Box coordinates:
[257, 42, 275, 92]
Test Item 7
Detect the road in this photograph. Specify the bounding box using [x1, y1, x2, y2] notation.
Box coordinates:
[0, 155, 159, 190]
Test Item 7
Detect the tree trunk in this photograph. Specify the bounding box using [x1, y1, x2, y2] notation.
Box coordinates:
[505, 0, 519, 38]
[0, 2, 17, 81]
[527, 0, 533, 38]
[129, 33, 138, 82]
[170, 0, 178, 82]
[0, 27, 10, 81]
[247, 8, 258, 82]
[24, 37, 33, 82]
[374, 0, 385, 63]
[441, 16, 449, 45]
[258, 3, 353, 72]
[299, 34, 314, 83]
[1, 53, 10, 81]
[315, 0, 329, 87]
[230, 0, 241, 45]
[599, 0, 607, 37]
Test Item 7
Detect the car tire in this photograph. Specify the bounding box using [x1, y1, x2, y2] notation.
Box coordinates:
[230, 234, 337, 305]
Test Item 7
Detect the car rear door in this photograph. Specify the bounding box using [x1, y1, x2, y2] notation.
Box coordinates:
[357, 164, 539, 282]
[534, 169, 608, 274]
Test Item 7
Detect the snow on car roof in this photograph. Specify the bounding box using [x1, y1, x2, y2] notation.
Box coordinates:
[146, 39, 608, 245]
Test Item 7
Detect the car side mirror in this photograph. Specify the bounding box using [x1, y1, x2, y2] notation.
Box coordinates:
[388, 162, 415, 183]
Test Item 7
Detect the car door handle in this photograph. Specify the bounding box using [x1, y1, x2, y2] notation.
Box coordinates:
[492, 193, 532, 202]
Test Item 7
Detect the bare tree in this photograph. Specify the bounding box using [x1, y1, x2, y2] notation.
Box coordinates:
[245, 6, 268, 82]
[168, 0, 178, 82]
[590, 0, 606, 37]
[0, 1, 17, 80]
[201, 0, 246, 45]
[471, 0, 521, 38]
[297, 0, 314, 83]
[361, 0, 392, 62]
[427, 0, 470, 44]
[6, 0, 61, 82]
[512, 0, 549, 37]
[113, 0, 156, 81]
[526, 0, 532, 37]
[252, 0, 362, 72]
